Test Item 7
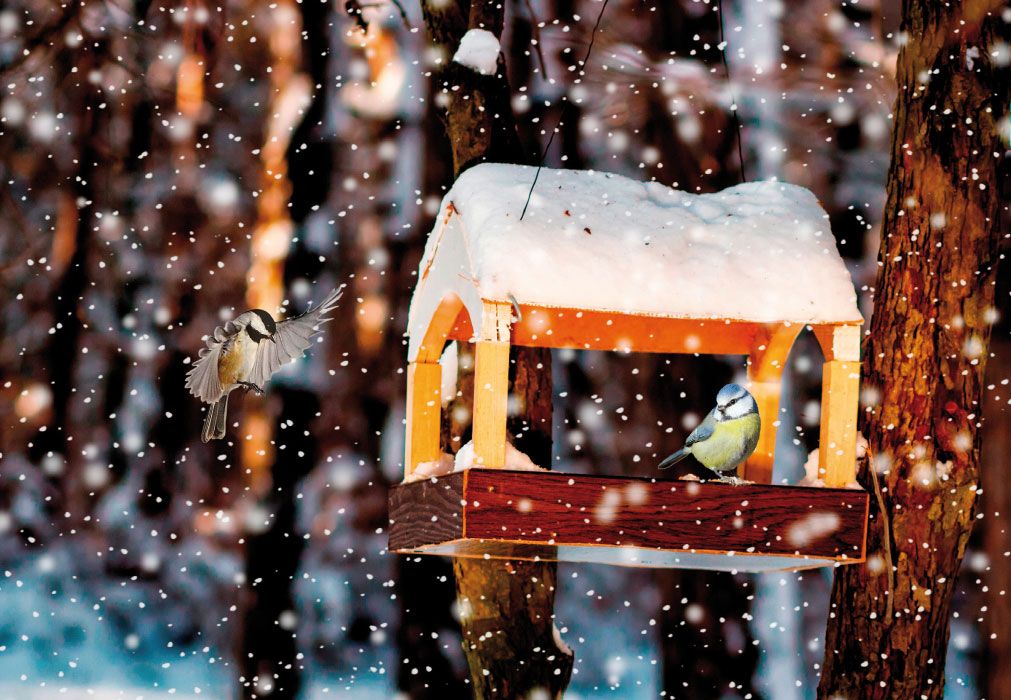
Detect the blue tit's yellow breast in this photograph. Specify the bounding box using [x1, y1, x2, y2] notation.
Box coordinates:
[690, 413, 761, 472]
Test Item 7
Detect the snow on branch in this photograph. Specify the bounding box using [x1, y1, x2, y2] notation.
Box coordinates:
[453, 29, 501, 76]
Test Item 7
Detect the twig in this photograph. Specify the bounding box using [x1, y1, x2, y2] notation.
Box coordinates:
[0, 1, 82, 75]
[865, 443, 895, 621]
[344, 0, 369, 33]
[522, 0, 548, 81]
[520, 0, 610, 220]
[389, 0, 411, 30]
[347, 0, 411, 31]
[716, 0, 748, 182]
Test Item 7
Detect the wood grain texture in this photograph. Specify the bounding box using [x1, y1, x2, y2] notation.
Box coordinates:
[743, 380, 780, 484]
[742, 324, 800, 483]
[818, 359, 860, 487]
[389, 472, 465, 549]
[405, 361, 441, 478]
[389, 470, 869, 570]
[472, 339, 510, 467]
[813, 323, 861, 362]
[464, 305, 769, 355]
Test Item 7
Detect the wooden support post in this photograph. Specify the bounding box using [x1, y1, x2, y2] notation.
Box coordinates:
[405, 361, 442, 480]
[472, 302, 511, 468]
[744, 380, 781, 483]
[813, 324, 861, 487]
[818, 360, 860, 487]
[744, 324, 800, 483]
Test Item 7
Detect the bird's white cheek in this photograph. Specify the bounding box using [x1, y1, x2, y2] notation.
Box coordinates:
[725, 404, 750, 419]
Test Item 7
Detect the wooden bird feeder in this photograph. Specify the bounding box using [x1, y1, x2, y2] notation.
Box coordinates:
[388, 165, 869, 572]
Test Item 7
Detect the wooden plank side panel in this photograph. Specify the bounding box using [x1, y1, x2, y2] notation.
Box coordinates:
[463, 471, 867, 560]
[388, 472, 467, 550]
[494, 306, 764, 355]
[389, 471, 869, 566]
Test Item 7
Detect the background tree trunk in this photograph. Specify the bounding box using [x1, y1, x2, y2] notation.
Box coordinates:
[981, 336, 1011, 699]
[422, 1, 574, 696]
[818, 2, 1009, 698]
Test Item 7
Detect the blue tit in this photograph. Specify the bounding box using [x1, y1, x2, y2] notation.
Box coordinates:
[658, 383, 761, 482]
[185, 288, 343, 442]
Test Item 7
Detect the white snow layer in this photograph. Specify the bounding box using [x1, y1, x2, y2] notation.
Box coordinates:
[454, 439, 546, 471]
[406, 440, 547, 482]
[452, 29, 501, 75]
[411, 164, 862, 335]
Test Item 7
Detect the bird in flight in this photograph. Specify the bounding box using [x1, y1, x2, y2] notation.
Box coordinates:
[658, 383, 760, 483]
[185, 287, 343, 442]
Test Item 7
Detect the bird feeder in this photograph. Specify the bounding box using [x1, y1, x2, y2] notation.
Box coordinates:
[388, 164, 869, 572]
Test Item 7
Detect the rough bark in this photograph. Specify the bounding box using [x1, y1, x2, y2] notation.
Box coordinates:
[817, 2, 1008, 698]
[422, 1, 574, 696]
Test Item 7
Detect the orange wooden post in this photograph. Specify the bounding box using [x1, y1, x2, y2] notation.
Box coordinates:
[472, 302, 511, 468]
[815, 325, 861, 487]
[743, 381, 780, 483]
[744, 324, 800, 483]
[405, 361, 442, 480]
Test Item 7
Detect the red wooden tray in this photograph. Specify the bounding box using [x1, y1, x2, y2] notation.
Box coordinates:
[389, 469, 869, 572]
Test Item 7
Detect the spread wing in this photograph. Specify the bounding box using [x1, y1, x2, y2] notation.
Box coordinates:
[685, 407, 718, 447]
[185, 319, 245, 403]
[247, 287, 343, 387]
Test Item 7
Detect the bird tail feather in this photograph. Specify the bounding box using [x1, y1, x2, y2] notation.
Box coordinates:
[658, 449, 688, 470]
[202, 394, 229, 443]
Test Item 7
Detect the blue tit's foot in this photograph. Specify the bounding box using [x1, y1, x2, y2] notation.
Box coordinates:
[239, 381, 265, 395]
[718, 475, 751, 486]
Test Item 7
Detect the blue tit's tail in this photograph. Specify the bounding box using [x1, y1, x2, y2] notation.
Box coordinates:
[202, 394, 229, 443]
[658, 449, 688, 470]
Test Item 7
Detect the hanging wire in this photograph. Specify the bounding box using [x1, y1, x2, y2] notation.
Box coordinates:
[520, 0, 611, 220]
[717, 0, 748, 182]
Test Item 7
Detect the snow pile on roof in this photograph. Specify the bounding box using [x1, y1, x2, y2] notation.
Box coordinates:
[452, 29, 500, 75]
[414, 164, 861, 325]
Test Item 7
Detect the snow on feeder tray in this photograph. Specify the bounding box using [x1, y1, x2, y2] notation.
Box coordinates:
[388, 164, 869, 572]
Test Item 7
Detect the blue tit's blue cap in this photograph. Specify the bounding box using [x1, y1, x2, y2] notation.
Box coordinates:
[716, 383, 749, 405]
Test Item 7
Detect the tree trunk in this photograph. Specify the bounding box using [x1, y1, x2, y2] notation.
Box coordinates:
[981, 337, 1011, 699]
[422, 1, 574, 696]
[239, 2, 327, 696]
[817, 3, 1008, 698]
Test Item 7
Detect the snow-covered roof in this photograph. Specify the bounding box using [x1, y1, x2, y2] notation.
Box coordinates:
[409, 164, 861, 359]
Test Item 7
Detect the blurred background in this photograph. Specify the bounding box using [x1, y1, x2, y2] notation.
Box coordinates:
[1, 0, 1008, 698]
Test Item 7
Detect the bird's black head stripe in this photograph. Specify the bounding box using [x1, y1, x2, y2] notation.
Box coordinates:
[245, 325, 269, 342]
[251, 309, 277, 334]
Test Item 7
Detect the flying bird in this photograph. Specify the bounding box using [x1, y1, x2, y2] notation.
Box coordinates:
[659, 383, 760, 482]
[185, 287, 343, 442]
